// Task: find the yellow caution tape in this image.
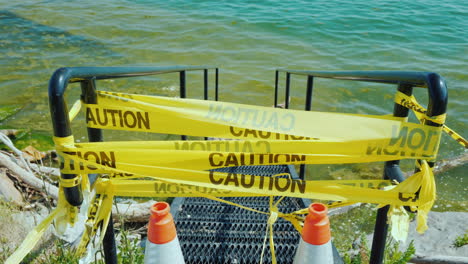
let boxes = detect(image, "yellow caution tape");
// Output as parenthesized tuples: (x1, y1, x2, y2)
(395, 91, 467, 148)
(85, 91, 437, 142)
(10, 89, 466, 263)
(76, 188, 114, 257)
(442, 126, 467, 148)
(394, 91, 446, 125)
(80, 175, 302, 260)
(56, 152, 427, 206)
(390, 160, 435, 233)
(54, 136, 442, 174)
(6, 184, 75, 263)
(107, 178, 391, 198)
(53, 135, 75, 148)
(55, 135, 435, 258)
(59, 153, 435, 258)
(5, 207, 63, 264)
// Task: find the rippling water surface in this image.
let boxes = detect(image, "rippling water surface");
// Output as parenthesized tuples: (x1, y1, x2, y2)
(0, 0, 466, 208)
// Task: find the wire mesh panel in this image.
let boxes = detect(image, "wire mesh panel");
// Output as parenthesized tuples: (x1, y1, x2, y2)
(172, 165, 342, 264)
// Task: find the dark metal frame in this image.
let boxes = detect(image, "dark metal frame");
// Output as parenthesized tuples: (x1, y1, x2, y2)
(274, 69, 448, 264)
(48, 66, 218, 264)
(49, 67, 447, 264)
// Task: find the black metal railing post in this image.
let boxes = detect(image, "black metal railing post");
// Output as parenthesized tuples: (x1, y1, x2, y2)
(370, 83, 412, 264)
(179, 70, 186, 99)
(80, 78, 102, 184)
(299, 75, 314, 180)
(204, 69, 209, 140)
(305, 75, 314, 111)
(204, 69, 208, 100)
(285, 72, 291, 109)
(180, 70, 187, 140)
(215, 68, 219, 101)
(48, 69, 83, 207)
(81, 79, 117, 264)
(274, 70, 279, 107)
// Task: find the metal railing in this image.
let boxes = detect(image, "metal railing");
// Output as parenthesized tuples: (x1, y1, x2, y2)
(274, 69, 448, 264)
(48, 66, 218, 264)
(49, 67, 448, 264)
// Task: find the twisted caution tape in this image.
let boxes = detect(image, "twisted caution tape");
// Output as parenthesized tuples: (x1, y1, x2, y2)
(84, 90, 463, 148)
(57, 150, 436, 225)
(395, 91, 467, 148)
(55, 137, 441, 174)
(84, 91, 439, 142)
(54, 148, 431, 207)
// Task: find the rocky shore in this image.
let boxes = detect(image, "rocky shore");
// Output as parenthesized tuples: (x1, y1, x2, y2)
(408, 211, 467, 255)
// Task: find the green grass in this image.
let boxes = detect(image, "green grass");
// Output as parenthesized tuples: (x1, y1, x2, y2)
(2, 200, 418, 264)
(29, 224, 145, 264)
(329, 203, 416, 264)
(114, 219, 144, 264)
(0, 217, 145, 263)
(36, 240, 80, 264)
(330, 203, 377, 253)
(341, 233, 415, 264)
(0, 201, 20, 263)
(453, 230, 468, 248)
(384, 239, 415, 264)
(0, 237, 15, 264)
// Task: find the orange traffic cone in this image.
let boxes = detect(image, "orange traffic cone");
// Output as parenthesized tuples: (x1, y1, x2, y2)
(293, 203, 334, 264)
(144, 202, 185, 264)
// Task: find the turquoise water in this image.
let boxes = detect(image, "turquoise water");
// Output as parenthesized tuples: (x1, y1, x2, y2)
(0, 1, 466, 207)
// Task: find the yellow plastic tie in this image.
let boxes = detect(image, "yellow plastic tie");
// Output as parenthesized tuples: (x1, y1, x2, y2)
(394, 91, 446, 124)
(68, 100, 82, 122)
(268, 208, 278, 264)
(53, 136, 75, 149)
(59, 174, 82, 188)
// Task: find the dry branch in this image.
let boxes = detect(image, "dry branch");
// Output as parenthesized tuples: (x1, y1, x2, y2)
(0, 168, 24, 204)
(0, 152, 58, 200)
(28, 163, 60, 179)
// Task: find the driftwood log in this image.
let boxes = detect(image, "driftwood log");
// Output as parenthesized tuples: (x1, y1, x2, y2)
(112, 200, 158, 222)
(0, 167, 24, 204)
(0, 152, 59, 200)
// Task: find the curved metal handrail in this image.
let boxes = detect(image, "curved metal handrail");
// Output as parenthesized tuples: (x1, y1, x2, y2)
(49, 65, 218, 205)
(275, 69, 448, 264)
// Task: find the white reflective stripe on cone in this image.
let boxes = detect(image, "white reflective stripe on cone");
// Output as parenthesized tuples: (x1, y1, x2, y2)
(144, 236, 185, 264)
(293, 239, 333, 264)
